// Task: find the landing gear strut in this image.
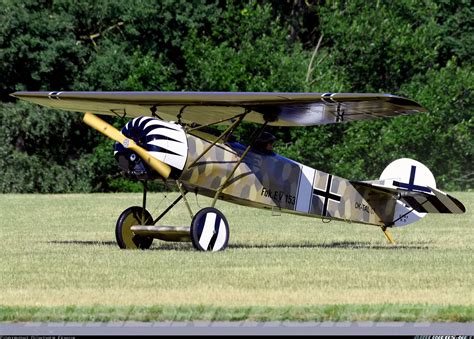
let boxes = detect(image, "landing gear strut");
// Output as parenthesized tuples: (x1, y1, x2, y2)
(115, 180, 230, 251)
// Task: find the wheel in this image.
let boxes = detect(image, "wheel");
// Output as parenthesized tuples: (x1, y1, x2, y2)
(116, 206, 154, 249)
(190, 207, 229, 251)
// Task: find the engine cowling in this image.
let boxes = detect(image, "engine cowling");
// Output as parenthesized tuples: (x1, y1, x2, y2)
(114, 117, 188, 180)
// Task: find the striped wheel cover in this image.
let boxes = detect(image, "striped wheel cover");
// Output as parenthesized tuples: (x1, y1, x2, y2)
(191, 208, 229, 251)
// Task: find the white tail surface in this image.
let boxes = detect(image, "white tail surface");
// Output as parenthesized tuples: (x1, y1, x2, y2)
(380, 158, 435, 227)
(379, 158, 436, 190)
(391, 200, 425, 227)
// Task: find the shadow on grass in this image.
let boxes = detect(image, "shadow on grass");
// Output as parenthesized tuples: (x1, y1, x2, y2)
(48, 240, 117, 246)
(229, 241, 430, 250)
(47, 240, 429, 251)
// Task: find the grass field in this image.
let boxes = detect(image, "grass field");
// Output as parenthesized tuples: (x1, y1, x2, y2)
(0, 192, 472, 322)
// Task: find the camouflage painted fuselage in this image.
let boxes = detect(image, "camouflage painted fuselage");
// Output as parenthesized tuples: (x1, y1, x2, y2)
(179, 134, 397, 226)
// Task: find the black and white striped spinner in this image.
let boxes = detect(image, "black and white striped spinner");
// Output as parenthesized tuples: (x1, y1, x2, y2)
(191, 207, 229, 251)
(114, 116, 188, 170)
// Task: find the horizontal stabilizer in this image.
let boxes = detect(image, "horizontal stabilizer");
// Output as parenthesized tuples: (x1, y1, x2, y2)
(409, 186, 465, 214)
(351, 181, 465, 214)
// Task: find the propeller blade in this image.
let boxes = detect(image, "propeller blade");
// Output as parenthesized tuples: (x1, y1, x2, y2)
(83, 112, 171, 179)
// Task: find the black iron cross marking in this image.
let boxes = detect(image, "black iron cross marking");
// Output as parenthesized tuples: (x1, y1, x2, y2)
(313, 174, 342, 216)
(393, 166, 431, 193)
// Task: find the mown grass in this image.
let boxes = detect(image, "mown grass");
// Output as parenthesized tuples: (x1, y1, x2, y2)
(1, 304, 472, 322)
(0, 192, 472, 321)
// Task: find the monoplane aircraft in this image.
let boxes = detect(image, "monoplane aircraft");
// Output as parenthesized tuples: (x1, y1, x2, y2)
(11, 91, 466, 251)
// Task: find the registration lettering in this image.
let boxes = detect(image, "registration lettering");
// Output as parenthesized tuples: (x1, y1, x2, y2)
(261, 187, 295, 206)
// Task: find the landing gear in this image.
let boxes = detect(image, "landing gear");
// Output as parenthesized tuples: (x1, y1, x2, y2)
(115, 181, 231, 251)
(116, 206, 154, 249)
(191, 207, 229, 252)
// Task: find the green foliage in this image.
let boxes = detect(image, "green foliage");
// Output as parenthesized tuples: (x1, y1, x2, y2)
(316, 0, 443, 92)
(123, 52, 178, 91)
(0, 102, 95, 192)
(399, 61, 473, 190)
(1, 0, 86, 97)
(182, 2, 308, 92)
(0, 0, 472, 192)
(434, 0, 474, 67)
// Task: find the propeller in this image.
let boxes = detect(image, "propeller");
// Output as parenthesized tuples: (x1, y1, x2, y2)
(83, 112, 171, 179)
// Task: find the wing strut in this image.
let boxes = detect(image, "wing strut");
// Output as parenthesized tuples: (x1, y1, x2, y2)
(186, 111, 249, 132)
(186, 112, 248, 169)
(176, 180, 194, 219)
(211, 121, 269, 207)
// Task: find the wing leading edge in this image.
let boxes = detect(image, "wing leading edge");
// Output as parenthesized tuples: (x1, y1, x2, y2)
(11, 91, 427, 127)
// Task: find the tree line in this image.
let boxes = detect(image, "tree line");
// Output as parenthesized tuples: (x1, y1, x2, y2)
(0, 0, 472, 192)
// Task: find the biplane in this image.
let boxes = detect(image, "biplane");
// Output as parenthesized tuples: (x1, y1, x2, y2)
(11, 91, 466, 251)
